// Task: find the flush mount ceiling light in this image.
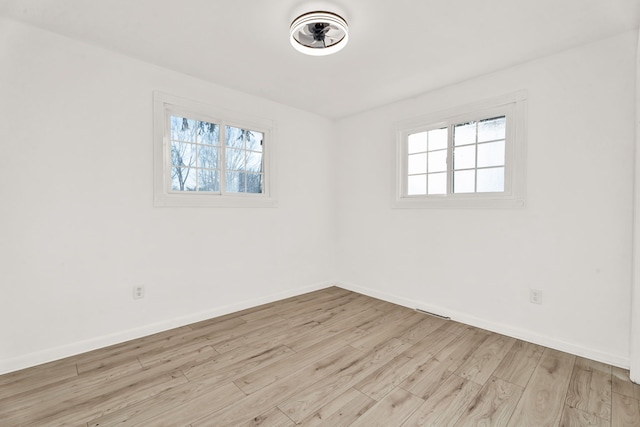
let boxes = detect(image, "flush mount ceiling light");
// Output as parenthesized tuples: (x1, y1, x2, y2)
(290, 11, 348, 56)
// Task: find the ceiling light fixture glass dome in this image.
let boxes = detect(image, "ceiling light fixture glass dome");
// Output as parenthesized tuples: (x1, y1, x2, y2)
(289, 11, 348, 56)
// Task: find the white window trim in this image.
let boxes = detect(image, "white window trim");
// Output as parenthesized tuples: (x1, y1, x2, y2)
(392, 91, 527, 209)
(153, 92, 277, 208)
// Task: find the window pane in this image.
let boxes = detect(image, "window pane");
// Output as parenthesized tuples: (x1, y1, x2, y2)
(171, 141, 196, 167)
(197, 169, 219, 192)
(246, 151, 263, 173)
(197, 145, 218, 169)
(246, 173, 263, 194)
(454, 170, 475, 193)
(408, 153, 427, 175)
(407, 174, 427, 195)
(428, 172, 447, 195)
(246, 131, 263, 152)
(226, 148, 245, 171)
(225, 171, 245, 193)
(198, 121, 218, 145)
(225, 126, 245, 148)
(477, 116, 506, 142)
(477, 140, 505, 168)
(408, 132, 428, 154)
(428, 150, 447, 173)
(171, 166, 196, 191)
(170, 116, 196, 142)
(454, 145, 476, 170)
(454, 121, 476, 146)
(477, 167, 504, 192)
(428, 128, 448, 150)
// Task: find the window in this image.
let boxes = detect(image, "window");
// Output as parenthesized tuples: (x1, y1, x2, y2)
(154, 92, 276, 207)
(169, 118, 264, 194)
(394, 92, 526, 208)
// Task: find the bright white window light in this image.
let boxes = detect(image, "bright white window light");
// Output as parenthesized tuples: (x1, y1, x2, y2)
(290, 11, 348, 56)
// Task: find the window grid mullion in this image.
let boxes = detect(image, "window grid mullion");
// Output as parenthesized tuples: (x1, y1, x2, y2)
(474, 122, 479, 192)
(194, 143, 199, 192)
(220, 122, 227, 195)
(194, 123, 199, 192)
(243, 132, 248, 193)
(447, 124, 453, 195)
(244, 149, 248, 193)
(425, 130, 430, 193)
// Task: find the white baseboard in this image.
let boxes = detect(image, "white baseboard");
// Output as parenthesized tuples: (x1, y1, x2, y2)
(336, 281, 630, 369)
(3, 280, 629, 375)
(0, 281, 334, 375)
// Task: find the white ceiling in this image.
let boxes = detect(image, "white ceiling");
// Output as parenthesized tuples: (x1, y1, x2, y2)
(1, 0, 639, 119)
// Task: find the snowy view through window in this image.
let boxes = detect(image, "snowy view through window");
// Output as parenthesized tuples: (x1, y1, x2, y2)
(407, 116, 506, 196)
(170, 115, 264, 194)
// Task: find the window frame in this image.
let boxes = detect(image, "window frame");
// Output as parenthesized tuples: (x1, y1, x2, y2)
(393, 91, 527, 209)
(153, 92, 276, 208)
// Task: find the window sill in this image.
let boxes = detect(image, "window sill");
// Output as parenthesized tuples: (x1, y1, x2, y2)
(392, 194, 525, 209)
(154, 193, 278, 208)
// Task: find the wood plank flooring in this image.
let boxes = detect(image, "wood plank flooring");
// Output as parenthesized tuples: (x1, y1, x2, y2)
(1, 287, 639, 426)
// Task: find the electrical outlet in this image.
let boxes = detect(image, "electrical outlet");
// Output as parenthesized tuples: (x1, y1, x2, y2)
(530, 289, 542, 305)
(133, 285, 145, 299)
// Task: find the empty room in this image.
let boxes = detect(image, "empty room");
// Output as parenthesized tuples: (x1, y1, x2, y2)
(1, 0, 640, 425)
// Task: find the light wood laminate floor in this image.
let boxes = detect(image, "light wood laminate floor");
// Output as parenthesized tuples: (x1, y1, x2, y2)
(2, 287, 640, 426)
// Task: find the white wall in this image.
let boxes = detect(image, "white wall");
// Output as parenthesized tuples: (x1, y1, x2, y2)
(0, 18, 336, 374)
(335, 31, 637, 367)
